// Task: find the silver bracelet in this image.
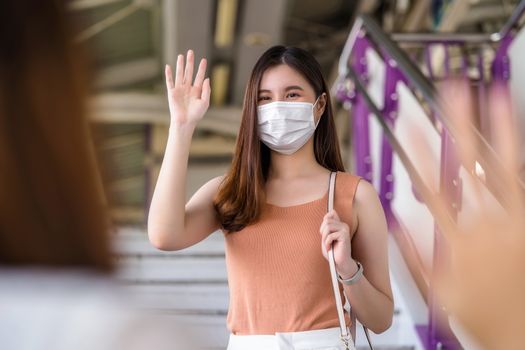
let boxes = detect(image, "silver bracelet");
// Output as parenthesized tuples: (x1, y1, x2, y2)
(337, 261, 363, 285)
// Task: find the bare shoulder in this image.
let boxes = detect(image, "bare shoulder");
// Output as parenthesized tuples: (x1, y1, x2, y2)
(354, 179, 385, 222)
(187, 175, 225, 205)
(205, 175, 224, 190)
(352, 179, 387, 238)
(355, 179, 380, 204)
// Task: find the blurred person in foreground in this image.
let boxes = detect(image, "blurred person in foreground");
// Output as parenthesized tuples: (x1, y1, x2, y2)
(0, 1, 196, 349)
(414, 82, 525, 350)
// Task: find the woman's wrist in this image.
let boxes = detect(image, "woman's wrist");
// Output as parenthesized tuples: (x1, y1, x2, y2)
(337, 258, 359, 280)
(169, 120, 197, 136)
(338, 260, 364, 285)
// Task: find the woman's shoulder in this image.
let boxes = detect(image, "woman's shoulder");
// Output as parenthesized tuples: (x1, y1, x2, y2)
(205, 175, 225, 189)
(196, 175, 225, 198)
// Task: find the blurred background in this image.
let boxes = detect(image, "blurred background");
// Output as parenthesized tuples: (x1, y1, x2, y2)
(76, 0, 520, 225)
(71, 0, 524, 348)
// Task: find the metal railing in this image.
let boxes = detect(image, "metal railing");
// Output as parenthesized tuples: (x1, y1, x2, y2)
(338, 15, 523, 211)
(334, 2, 525, 348)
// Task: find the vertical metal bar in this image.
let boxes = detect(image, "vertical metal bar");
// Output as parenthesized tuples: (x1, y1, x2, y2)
(477, 47, 491, 142)
(460, 44, 469, 76)
(423, 44, 439, 125)
(488, 34, 514, 187)
(491, 34, 513, 83)
(351, 35, 373, 183)
(379, 59, 400, 215)
(352, 94, 372, 181)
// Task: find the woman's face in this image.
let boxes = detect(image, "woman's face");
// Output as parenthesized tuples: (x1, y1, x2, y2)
(257, 64, 325, 119)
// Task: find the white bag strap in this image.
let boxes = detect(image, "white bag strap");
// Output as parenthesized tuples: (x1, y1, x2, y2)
(327, 172, 374, 350)
(327, 172, 349, 343)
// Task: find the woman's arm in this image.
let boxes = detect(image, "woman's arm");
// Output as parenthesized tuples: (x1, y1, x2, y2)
(344, 180, 393, 332)
(147, 50, 219, 251)
(320, 180, 393, 333)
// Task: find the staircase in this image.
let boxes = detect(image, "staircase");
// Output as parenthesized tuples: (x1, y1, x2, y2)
(114, 227, 422, 349)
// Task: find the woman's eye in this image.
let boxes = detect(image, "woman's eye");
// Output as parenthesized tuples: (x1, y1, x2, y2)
(258, 96, 270, 101)
(286, 92, 300, 98)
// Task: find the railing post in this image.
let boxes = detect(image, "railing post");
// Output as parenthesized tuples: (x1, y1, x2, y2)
(477, 47, 491, 142)
(351, 34, 373, 183)
(379, 58, 402, 217)
(492, 34, 514, 83)
(489, 33, 514, 164)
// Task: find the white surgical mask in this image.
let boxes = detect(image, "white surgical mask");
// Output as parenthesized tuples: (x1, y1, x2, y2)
(257, 97, 320, 155)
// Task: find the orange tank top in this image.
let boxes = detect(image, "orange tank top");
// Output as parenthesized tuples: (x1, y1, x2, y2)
(223, 171, 361, 335)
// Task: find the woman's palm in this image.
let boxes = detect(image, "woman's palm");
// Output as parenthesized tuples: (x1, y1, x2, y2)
(165, 50, 210, 126)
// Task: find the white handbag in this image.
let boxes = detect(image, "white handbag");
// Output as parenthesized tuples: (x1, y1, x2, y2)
(327, 172, 374, 350)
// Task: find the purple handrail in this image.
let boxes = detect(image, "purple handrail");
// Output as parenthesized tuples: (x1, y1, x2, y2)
(334, 5, 524, 348)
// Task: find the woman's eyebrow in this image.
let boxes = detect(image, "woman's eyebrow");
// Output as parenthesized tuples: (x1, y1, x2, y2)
(285, 85, 304, 91)
(258, 86, 304, 94)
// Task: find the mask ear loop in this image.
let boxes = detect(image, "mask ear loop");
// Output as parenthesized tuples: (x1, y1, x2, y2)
(312, 94, 324, 127)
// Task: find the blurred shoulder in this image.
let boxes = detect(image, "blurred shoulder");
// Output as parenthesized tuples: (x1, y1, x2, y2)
(199, 175, 225, 194)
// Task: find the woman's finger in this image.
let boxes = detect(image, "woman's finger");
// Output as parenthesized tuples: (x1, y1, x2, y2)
(324, 229, 343, 245)
(324, 231, 343, 252)
(330, 209, 341, 221)
(329, 219, 347, 231)
(322, 211, 341, 224)
(323, 211, 335, 221)
(409, 121, 458, 241)
(201, 78, 211, 103)
(322, 229, 337, 252)
(193, 58, 207, 87)
(320, 220, 347, 245)
(323, 233, 333, 252)
(165, 64, 174, 90)
(441, 81, 486, 214)
(488, 86, 525, 220)
(326, 218, 344, 228)
(319, 224, 330, 242)
(319, 217, 331, 236)
(175, 54, 184, 86)
(319, 221, 326, 237)
(320, 221, 339, 238)
(184, 50, 194, 86)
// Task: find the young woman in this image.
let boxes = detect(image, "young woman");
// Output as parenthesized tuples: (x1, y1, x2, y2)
(148, 46, 393, 349)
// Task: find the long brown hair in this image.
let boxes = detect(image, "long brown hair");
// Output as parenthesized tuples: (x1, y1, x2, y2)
(214, 46, 345, 232)
(0, 1, 113, 271)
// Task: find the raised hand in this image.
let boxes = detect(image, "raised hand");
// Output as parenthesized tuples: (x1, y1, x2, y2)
(415, 82, 525, 350)
(165, 50, 211, 127)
